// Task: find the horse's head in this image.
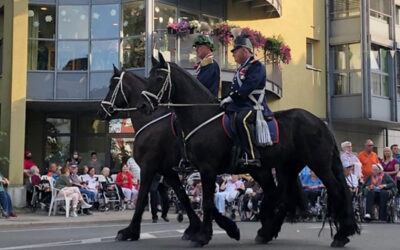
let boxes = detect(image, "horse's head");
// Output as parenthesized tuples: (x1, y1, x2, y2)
(97, 65, 132, 121)
(138, 53, 172, 114)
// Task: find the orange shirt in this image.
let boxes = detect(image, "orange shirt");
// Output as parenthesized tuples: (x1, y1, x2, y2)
(357, 151, 379, 179)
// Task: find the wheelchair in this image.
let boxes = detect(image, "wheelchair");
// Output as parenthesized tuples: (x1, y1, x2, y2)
(237, 188, 263, 221)
(185, 172, 203, 217)
(360, 188, 398, 223)
(225, 189, 245, 220)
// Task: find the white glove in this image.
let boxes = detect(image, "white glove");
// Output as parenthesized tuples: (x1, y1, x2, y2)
(220, 97, 233, 107)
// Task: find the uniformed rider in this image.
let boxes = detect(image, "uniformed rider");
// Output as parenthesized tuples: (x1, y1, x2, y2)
(192, 34, 222, 98)
(220, 34, 273, 167)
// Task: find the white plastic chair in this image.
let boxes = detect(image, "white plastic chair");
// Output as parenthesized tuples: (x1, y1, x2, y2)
(48, 179, 73, 218)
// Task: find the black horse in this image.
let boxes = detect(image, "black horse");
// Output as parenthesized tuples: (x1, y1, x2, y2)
(138, 54, 360, 248)
(97, 66, 240, 242)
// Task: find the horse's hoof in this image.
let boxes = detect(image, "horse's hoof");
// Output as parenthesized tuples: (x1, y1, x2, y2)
(255, 234, 271, 244)
(190, 241, 205, 248)
(330, 238, 350, 248)
(227, 227, 240, 241)
(181, 232, 191, 241)
(115, 233, 126, 241)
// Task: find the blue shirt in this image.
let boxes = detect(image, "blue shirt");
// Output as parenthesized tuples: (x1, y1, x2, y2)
(302, 175, 323, 192)
(300, 166, 311, 184)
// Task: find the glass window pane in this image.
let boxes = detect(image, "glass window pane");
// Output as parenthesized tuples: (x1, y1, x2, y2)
(58, 5, 89, 39)
(371, 73, 381, 95)
(380, 49, 388, 73)
(109, 119, 135, 133)
(180, 34, 197, 68)
(154, 33, 177, 63)
(28, 40, 55, 70)
(56, 73, 87, 99)
(91, 40, 119, 71)
(349, 43, 361, 69)
(76, 135, 106, 169)
(58, 41, 88, 71)
(90, 72, 113, 99)
(45, 135, 70, 165)
(91, 4, 119, 39)
(349, 71, 362, 94)
(154, 2, 176, 32)
(121, 37, 145, 68)
(370, 48, 380, 70)
(179, 10, 199, 21)
(46, 118, 71, 134)
(27, 72, 54, 99)
(110, 137, 134, 172)
(382, 75, 389, 97)
(28, 5, 56, 39)
(334, 73, 347, 95)
(121, 1, 145, 37)
(306, 41, 313, 66)
(78, 116, 107, 134)
(334, 45, 346, 70)
(202, 15, 222, 27)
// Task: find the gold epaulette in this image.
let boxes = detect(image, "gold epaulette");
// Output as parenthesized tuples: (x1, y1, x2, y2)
(200, 57, 213, 67)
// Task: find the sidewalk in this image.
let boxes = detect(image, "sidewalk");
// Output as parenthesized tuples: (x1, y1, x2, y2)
(0, 209, 156, 228)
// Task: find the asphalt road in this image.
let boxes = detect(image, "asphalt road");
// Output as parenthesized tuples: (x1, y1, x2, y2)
(1, 221, 400, 250)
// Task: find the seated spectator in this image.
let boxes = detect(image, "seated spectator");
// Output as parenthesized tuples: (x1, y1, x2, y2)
(82, 167, 100, 201)
(46, 163, 58, 179)
(55, 166, 92, 217)
(380, 147, 399, 182)
(116, 164, 138, 206)
(189, 181, 202, 203)
(343, 162, 358, 194)
(363, 163, 397, 221)
(300, 166, 311, 184)
(81, 165, 89, 176)
(69, 164, 95, 206)
(214, 174, 245, 215)
(302, 171, 324, 207)
(101, 167, 125, 202)
(341, 141, 363, 182)
(54, 166, 62, 181)
(30, 166, 41, 186)
(241, 175, 263, 221)
(0, 171, 17, 218)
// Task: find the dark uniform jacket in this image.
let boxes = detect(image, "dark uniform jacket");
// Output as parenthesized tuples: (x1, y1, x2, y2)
(226, 56, 273, 116)
(195, 56, 221, 97)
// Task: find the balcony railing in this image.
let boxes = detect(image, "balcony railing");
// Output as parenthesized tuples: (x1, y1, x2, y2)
(155, 33, 283, 98)
(232, 0, 282, 18)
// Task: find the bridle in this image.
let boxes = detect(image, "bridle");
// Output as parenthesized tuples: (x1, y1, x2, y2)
(100, 71, 138, 117)
(141, 63, 220, 112)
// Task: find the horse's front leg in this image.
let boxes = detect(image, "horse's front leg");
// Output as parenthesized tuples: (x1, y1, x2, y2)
(163, 170, 202, 240)
(116, 165, 156, 241)
(190, 170, 216, 247)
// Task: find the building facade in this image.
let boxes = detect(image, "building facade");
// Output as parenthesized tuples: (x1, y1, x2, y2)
(1, 0, 329, 205)
(328, 0, 400, 154)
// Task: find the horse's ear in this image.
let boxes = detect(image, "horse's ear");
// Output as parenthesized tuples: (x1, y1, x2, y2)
(158, 52, 166, 68)
(113, 64, 119, 75)
(151, 56, 159, 67)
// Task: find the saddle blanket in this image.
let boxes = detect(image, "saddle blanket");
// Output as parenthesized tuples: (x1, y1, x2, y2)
(222, 113, 279, 144)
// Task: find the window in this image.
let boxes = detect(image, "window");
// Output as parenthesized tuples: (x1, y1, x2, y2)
(370, 0, 391, 26)
(306, 39, 314, 67)
(91, 4, 119, 39)
(121, 1, 145, 68)
(58, 6, 89, 39)
(91, 40, 118, 71)
(396, 5, 400, 25)
(45, 118, 71, 165)
(370, 45, 390, 97)
(28, 5, 55, 71)
(332, 43, 362, 95)
(57, 41, 88, 71)
(154, 2, 177, 62)
(329, 0, 360, 19)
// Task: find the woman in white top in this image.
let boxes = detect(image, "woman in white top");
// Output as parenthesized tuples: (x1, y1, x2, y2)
(82, 167, 99, 201)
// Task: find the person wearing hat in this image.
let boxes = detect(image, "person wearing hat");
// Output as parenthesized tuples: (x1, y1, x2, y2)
(192, 33, 221, 97)
(220, 33, 273, 167)
(362, 163, 397, 220)
(69, 163, 95, 210)
(343, 161, 358, 194)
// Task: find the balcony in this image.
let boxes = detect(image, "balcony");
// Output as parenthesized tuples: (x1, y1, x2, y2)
(156, 33, 283, 98)
(229, 0, 282, 19)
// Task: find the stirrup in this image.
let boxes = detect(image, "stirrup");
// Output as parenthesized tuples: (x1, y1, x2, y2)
(238, 153, 261, 167)
(172, 159, 196, 173)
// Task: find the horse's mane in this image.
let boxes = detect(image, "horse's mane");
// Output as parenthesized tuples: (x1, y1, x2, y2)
(168, 62, 219, 103)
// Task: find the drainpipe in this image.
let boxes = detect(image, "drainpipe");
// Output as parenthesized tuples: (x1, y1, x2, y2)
(325, 0, 332, 129)
(145, 0, 154, 77)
